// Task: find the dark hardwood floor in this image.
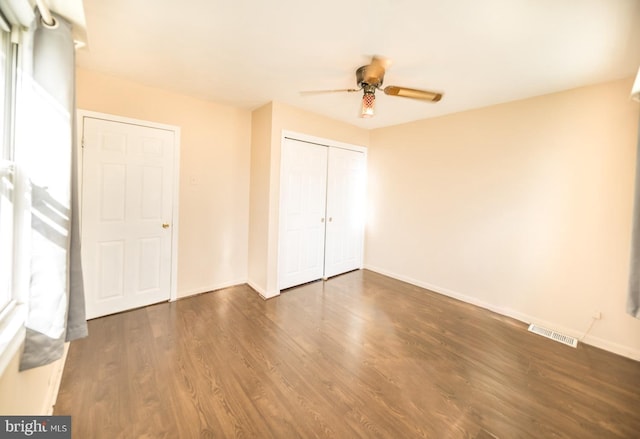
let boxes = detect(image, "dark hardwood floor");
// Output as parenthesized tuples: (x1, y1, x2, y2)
(55, 270, 640, 438)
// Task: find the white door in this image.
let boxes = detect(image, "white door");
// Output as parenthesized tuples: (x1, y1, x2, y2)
(81, 117, 176, 319)
(278, 138, 328, 290)
(324, 147, 366, 278)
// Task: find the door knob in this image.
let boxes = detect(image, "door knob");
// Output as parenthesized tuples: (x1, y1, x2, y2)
(162, 223, 170, 229)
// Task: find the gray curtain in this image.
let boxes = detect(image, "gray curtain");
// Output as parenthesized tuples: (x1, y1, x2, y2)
(628, 114, 640, 319)
(19, 12, 87, 371)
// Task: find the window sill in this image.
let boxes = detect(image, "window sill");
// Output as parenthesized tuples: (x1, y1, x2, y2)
(0, 302, 26, 377)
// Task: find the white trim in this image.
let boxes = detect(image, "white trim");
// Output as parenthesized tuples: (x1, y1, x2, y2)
(281, 130, 367, 154)
(0, 18, 26, 377)
(177, 279, 248, 300)
(247, 281, 279, 300)
(364, 265, 640, 361)
(76, 109, 181, 305)
(0, 305, 25, 377)
(167, 127, 181, 302)
(0, 0, 35, 28)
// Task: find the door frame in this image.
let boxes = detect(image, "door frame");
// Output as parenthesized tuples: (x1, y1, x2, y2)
(76, 109, 181, 302)
(277, 130, 366, 293)
(281, 131, 367, 155)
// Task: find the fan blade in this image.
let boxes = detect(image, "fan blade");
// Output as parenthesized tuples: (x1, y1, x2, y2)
(300, 88, 360, 95)
(363, 56, 391, 85)
(383, 85, 443, 102)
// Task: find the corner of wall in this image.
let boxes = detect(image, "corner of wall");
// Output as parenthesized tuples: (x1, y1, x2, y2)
(247, 103, 274, 295)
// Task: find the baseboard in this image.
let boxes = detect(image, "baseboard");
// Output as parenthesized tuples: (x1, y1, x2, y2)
(583, 335, 640, 361)
(528, 317, 640, 361)
(177, 279, 281, 301)
(246, 281, 280, 300)
(177, 279, 247, 300)
(43, 343, 69, 415)
(364, 265, 640, 361)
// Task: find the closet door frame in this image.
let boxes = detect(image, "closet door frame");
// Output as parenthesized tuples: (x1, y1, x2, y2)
(277, 130, 367, 292)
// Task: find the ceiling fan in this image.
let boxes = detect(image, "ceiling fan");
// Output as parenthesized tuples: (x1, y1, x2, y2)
(301, 56, 443, 118)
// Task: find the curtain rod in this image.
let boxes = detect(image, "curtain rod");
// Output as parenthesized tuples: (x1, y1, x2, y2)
(34, 0, 55, 26)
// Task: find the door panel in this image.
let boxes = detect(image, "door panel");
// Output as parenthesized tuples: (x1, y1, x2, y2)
(97, 241, 124, 300)
(138, 237, 161, 291)
(279, 138, 328, 290)
(324, 147, 366, 278)
(82, 117, 175, 319)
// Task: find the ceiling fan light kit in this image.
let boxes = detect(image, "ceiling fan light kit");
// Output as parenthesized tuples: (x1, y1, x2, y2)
(302, 56, 443, 118)
(360, 90, 376, 118)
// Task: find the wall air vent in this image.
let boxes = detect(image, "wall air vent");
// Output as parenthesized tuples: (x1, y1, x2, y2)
(527, 324, 578, 348)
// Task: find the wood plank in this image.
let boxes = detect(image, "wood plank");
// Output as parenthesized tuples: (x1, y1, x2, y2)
(55, 270, 640, 438)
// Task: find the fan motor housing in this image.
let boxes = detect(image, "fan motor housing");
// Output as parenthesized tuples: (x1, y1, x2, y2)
(356, 65, 384, 88)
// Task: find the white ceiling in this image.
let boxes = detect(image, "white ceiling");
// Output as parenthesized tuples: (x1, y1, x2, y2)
(74, 0, 640, 129)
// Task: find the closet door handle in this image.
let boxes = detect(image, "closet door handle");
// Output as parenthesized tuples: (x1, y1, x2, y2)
(328, 217, 333, 222)
(321, 218, 325, 223)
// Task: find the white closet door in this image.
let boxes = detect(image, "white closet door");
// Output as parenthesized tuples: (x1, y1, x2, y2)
(324, 147, 366, 278)
(278, 138, 328, 290)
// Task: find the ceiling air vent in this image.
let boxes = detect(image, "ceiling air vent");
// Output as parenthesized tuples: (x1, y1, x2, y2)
(527, 324, 578, 348)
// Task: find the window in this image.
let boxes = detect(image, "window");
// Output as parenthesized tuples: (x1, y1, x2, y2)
(0, 9, 23, 375)
(0, 13, 16, 315)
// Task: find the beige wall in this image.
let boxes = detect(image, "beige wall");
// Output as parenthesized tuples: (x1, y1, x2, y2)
(76, 68, 251, 297)
(247, 101, 369, 296)
(0, 343, 67, 414)
(366, 77, 640, 358)
(248, 103, 273, 294)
